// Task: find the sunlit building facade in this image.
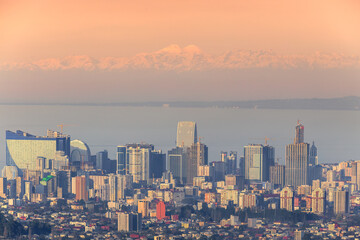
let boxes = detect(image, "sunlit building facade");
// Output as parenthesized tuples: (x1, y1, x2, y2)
(6, 130, 70, 171)
(176, 121, 197, 147)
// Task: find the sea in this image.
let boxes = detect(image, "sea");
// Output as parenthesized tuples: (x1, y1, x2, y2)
(0, 104, 359, 170)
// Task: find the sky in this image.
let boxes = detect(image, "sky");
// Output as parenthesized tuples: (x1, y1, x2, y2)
(0, 0, 359, 102)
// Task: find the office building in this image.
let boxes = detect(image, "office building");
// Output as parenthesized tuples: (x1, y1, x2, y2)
(312, 188, 326, 214)
(138, 200, 149, 218)
(24, 181, 32, 201)
(116, 146, 126, 174)
(157, 201, 166, 220)
(244, 144, 274, 182)
(334, 189, 350, 215)
(6, 130, 70, 171)
(280, 186, 294, 211)
(211, 161, 226, 182)
(295, 121, 304, 144)
(176, 121, 197, 148)
(221, 151, 238, 175)
(117, 144, 165, 183)
(118, 212, 142, 232)
(198, 165, 214, 179)
(109, 174, 118, 202)
(96, 150, 108, 171)
(309, 141, 318, 165)
(117, 174, 132, 200)
(168, 147, 187, 184)
(75, 176, 88, 201)
(15, 176, 24, 198)
(149, 150, 166, 179)
(0, 177, 7, 198)
(270, 164, 285, 188)
(285, 123, 310, 188)
(186, 142, 208, 185)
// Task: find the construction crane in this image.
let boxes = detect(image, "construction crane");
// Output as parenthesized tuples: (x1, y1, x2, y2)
(248, 137, 275, 145)
(57, 124, 76, 134)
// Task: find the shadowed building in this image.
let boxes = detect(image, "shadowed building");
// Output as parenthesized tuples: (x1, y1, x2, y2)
(244, 144, 274, 182)
(187, 142, 208, 185)
(285, 122, 310, 188)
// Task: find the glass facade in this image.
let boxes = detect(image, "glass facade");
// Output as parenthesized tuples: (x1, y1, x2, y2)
(6, 130, 70, 171)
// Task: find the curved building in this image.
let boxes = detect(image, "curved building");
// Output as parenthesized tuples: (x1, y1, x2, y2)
(70, 139, 91, 163)
(6, 130, 70, 171)
(1, 166, 19, 179)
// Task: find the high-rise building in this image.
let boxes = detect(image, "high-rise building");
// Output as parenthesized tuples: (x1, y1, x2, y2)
(244, 144, 274, 182)
(96, 150, 108, 171)
(118, 212, 142, 232)
(138, 200, 149, 218)
(149, 150, 166, 179)
(294, 121, 304, 144)
(280, 186, 294, 211)
(309, 141, 318, 165)
(270, 164, 285, 188)
(176, 121, 197, 148)
(6, 130, 70, 171)
(75, 176, 88, 201)
(109, 174, 118, 202)
(334, 189, 350, 215)
(117, 174, 132, 200)
(227, 151, 238, 174)
(24, 181, 32, 201)
(285, 123, 310, 188)
(211, 161, 226, 182)
(168, 147, 187, 184)
(117, 144, 165, 183)
(156, 201, 166, 220)
(15, 176, 24, 198)
(116, 146, 126, 174)
(221, 151, 238, 175)
(312, 188, 326, 214)
(186, 142, 208, 185)
(0, 177, 7, 198)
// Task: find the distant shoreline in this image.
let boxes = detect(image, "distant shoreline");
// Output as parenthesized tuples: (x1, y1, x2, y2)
(0, 96, 359, 111)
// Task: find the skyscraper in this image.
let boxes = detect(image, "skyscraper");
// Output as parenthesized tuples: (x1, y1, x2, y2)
(186, 142, 208, 185)
(168, 147, 187, 184)
(6, 130, 70, 171)
(149, 150, 166, 179)
(244, 144, 274, 182)
(156, 200, 166, 220)
(309, 141, 318, 165)
(285, 123, 310, 188)
(75, 176, 88, 201)
(117, 144, 165, 183)
(270, 164, 285, 188)
(295, 121, 304, 144)
(116, 146, 126, 175)
(176, 121, 197, 148)
(334, 189, 350, 215)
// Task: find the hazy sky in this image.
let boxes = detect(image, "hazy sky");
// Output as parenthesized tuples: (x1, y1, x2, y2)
(1, 0, 359, 102)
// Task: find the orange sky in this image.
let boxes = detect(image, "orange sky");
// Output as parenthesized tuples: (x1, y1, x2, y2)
(0, 0, 359, 102)
(1, 0, 360, 61)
